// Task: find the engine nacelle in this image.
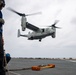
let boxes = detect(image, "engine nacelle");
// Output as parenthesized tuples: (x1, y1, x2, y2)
(21, 16, 26, 31)
(52, 32, 56, 38)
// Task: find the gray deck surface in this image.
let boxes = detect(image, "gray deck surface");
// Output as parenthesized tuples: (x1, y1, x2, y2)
(6, 58, 76, 75)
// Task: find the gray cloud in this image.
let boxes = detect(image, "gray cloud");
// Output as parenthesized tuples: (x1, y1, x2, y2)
(2, 0, 76, 58)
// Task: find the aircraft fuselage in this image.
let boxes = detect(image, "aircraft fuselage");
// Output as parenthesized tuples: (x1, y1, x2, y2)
(28, 27, 56, 40)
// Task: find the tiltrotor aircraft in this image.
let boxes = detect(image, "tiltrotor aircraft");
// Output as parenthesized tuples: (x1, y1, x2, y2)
(8, 8, 60, 42)
(18, 20, 60, 42)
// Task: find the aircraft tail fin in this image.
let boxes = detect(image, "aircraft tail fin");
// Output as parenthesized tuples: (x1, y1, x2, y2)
(18, 29, 21, 37)
(18, 29, 28, 37)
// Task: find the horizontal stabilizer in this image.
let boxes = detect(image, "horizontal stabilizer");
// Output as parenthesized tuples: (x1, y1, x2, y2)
(18, 29, 28, 37)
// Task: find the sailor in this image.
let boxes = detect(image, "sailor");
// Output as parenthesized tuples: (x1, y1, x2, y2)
(0, 0, 5, 75)
(2, 35, 11, 70)
(4, 53, 11, 67)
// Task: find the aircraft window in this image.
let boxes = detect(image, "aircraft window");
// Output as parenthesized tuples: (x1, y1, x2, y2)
(42, 29, 45, 32)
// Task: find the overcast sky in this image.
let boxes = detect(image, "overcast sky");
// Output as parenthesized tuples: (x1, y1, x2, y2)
(2, 0, 76, 58)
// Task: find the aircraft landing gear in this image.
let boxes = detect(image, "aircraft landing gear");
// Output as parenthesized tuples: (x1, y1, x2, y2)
(39, 39, 41, 42)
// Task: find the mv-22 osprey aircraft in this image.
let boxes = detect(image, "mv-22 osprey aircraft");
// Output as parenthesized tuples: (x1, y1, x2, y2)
(8, 8, 60, 42)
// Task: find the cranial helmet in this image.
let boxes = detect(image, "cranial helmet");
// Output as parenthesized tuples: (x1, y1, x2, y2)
(0, 0, 5, 7)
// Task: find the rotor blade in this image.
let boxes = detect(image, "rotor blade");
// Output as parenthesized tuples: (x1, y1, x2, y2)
(26, 12, 42, 16)
(7, 7, 25, 16)
(55, 26, 61, 29)
(48, 20, 59, 26)
(48, 26, 61, 29)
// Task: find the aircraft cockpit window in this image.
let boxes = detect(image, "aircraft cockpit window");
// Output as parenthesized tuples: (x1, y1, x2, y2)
(42, 29, 45, 32)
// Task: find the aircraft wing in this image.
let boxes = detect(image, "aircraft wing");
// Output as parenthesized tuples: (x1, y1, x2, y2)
(26, 22, 40, 32)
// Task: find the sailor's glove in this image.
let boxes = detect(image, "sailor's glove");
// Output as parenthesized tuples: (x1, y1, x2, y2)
(0, 18, 5, 24)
